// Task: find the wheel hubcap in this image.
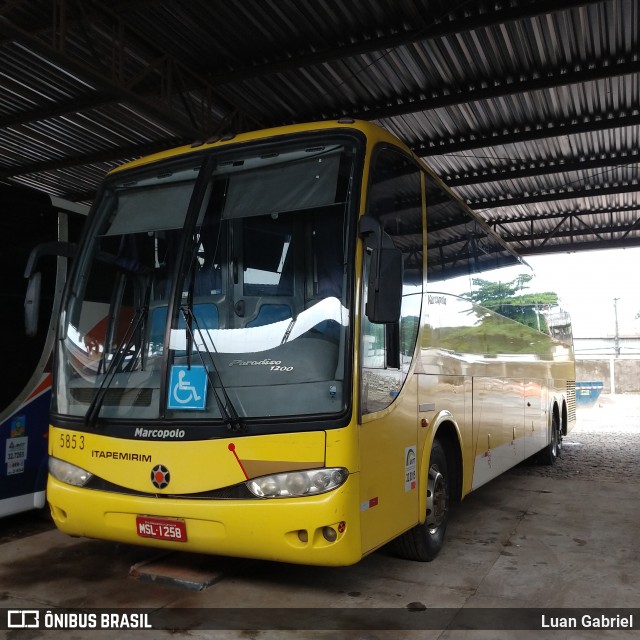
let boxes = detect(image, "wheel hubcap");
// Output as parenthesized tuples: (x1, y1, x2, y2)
(426, 465, 447, 533)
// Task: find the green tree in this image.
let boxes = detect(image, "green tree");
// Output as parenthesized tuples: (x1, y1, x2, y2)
(465, 274, 559, 332)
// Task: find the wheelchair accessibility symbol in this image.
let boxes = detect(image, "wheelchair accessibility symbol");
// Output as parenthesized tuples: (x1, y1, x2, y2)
(167, 365, 207, 410)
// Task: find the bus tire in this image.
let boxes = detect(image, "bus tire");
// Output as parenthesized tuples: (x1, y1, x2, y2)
(538, 411, 560, 465)
(392, 438, 450, 562)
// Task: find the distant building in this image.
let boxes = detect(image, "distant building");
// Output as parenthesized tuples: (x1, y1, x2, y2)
(574, 336, 640, 394)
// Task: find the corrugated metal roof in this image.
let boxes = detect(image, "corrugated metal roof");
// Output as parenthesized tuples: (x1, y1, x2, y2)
(0, 0, 638, 254)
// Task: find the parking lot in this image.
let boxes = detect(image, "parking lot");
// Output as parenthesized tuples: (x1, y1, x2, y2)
(2, 395, 639, 639)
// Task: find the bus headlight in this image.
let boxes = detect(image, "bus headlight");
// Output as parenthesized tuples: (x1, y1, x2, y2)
(247, 467, 348, 498)
(49, 457, 93, 487)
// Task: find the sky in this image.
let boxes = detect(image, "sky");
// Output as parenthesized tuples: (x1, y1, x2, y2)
(525, 247, 640, 339)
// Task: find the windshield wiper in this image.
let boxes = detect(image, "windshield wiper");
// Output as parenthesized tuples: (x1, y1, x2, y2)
(85, 305, 148, 426)
(180, 306, 245, 432)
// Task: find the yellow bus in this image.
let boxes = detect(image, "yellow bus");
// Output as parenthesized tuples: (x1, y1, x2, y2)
(44, 119, 575, 565)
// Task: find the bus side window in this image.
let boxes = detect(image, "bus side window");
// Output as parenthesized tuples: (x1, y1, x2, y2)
(361, 148, 423, 415)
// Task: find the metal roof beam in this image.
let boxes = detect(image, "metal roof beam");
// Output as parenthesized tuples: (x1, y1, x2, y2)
(443, 151, 640, 187)
(60, 188, 96, 203)
(207, 0, 597, 85)
(516, 237, 640, 256)
(0, 137, 187, 180)
(468, 182, 640, 209)
(0, 92, 116, 128)
(486, 203, 640, 226)
(500, 220, 640, 244)
(347, 57, 640, 123)
(492, 207, 640, 254)
(0, 14, 201, 138)
(0, 4, 258, 138)
(417, 112, 640, 156)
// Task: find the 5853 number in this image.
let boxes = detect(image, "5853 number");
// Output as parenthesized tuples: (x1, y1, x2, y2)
(59, 433, 85, 450)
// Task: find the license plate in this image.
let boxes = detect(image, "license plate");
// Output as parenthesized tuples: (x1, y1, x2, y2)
(136, 516, 187, 542)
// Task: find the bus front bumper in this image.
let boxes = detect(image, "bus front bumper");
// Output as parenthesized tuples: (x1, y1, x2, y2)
(47, 474, 363, 566)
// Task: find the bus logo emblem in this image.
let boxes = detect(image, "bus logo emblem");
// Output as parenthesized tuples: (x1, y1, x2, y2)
(151, 464, 171, 489)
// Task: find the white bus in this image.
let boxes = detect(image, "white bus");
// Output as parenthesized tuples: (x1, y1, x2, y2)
(0, 185, 86, 517)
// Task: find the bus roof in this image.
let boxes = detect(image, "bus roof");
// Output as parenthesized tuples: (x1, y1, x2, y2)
(108, 119, 407, 175)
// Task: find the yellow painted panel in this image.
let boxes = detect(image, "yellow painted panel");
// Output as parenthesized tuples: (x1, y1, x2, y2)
(48, 473, 363, 566)
(50, 427, 326, 494)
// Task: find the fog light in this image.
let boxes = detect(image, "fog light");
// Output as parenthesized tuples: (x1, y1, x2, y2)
(322, 526, 337, 542)
(297, 530, 308, 543)
(51, 506, 67, 522)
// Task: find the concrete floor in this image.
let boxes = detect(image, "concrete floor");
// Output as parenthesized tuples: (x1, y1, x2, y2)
(1, 396, 638, 639)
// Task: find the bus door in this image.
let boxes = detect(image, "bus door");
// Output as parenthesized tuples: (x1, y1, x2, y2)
(358, 148, 424, 553)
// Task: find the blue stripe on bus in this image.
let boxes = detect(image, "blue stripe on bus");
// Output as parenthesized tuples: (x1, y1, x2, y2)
(0, 390, 50, 501)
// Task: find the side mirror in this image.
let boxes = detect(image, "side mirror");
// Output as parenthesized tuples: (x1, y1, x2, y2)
(359, 216, 403, 324)
(23, 241, 76, 337)
(24, 271, 42, 337)
(23, 241, 76, 279)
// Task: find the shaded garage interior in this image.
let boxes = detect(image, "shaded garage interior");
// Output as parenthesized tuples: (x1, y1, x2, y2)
(0, 2, 638, 635)
(0, 0, 639, 261)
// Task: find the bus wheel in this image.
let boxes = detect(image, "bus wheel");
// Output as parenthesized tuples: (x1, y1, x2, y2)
(539, 412, 560, 465)
(391, 439, 450, 562)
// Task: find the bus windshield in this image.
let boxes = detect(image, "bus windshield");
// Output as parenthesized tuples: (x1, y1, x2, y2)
(55, 135, 359, 427)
